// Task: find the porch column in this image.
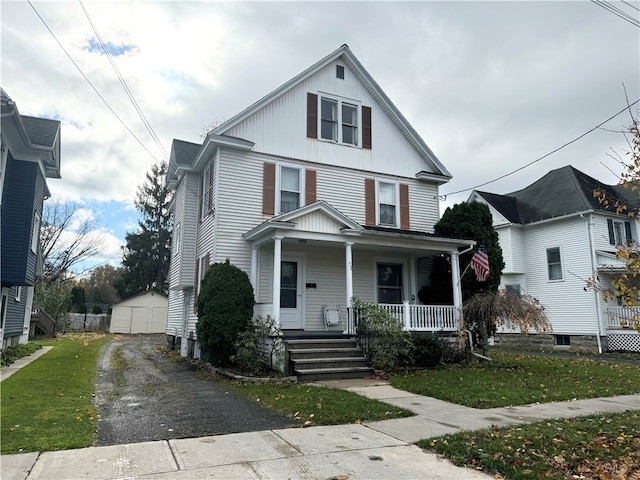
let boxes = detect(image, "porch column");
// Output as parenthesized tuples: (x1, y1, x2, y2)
(345, 242, 354, 334)
(451, 251, 462, 312)
(272, 236, 283, 326)
(250, 245, 258, 296)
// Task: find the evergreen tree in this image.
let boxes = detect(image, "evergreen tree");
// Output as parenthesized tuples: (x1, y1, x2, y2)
(434, 201, 504, 300)
(118, 162, 172, 297)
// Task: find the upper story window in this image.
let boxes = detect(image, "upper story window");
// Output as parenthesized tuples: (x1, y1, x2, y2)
(364, 178, 410, 229)
(546, 247, 563, 281)
(262, 162, 317, 216)
(608, 218, 631, 246)
(279, 166, 302, 213)
(377, 181, 398, 226)
(320, 97, 358, 146)
(307, 93, 371, 149)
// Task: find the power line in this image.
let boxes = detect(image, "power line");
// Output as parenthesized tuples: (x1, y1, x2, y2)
(591, 0, 640, 27)
(79, 0, 168, 161)
(443, 98, 640, 197)
(27, 1, 161, 163)
(621, 0, 640, 12)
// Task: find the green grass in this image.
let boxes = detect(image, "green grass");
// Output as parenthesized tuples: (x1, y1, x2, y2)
(225, 382, 414, 426)
(389, 352, 640, 408)
(418, 412, 640, 480)
(1, 333, 113, 454)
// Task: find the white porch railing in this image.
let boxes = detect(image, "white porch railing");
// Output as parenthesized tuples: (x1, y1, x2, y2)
(349, 302, 459, 333)
(603, 306, 640, 329)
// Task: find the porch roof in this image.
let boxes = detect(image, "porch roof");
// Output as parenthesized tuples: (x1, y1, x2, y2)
(243, 200, 475, 252)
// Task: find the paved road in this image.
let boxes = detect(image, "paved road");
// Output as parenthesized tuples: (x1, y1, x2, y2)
(95, 334, 297, 446)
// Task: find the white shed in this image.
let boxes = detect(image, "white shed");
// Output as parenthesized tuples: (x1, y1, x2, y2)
(110, 291, 168, 334)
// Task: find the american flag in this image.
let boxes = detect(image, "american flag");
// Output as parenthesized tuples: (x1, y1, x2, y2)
(470, 243, 490, 282)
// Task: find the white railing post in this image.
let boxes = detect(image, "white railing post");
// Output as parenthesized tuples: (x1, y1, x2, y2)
(403, 301, 411, 330)
(345, 242, 354, 334)
(272, 236, 282, 328)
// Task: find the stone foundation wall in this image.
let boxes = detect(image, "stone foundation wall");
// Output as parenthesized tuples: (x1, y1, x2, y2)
(492, 333, 606, 353)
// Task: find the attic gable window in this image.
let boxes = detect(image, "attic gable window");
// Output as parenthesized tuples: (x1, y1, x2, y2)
(308, 93, 371, 148)
(336, 65, 345, 79)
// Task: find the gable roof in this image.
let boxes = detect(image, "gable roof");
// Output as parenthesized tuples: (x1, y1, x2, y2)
(206, 45, 450, 180)
(473, 165, 636, 224)
(21, 116, 60, 148)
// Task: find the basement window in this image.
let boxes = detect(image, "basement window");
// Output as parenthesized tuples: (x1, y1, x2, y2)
(555, 335, 570, 347)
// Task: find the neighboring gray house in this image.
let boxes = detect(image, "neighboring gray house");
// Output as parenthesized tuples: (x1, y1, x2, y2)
(165, 45, 475, 362)
(470, 165, 640, 353)
(1, 88, 61, 348)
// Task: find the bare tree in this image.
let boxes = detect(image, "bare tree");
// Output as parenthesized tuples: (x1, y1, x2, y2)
(40, 200, 102, 282)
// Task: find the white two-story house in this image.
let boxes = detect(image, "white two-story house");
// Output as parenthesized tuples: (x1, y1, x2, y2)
(166, 45, 475, 361)
(470, 165, 640, 353)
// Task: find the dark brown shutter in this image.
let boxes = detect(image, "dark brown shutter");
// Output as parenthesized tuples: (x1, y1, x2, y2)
(362, 106, 372, 149)
(204, 252, 211, 273)
(399, 183, 410, 230)
(305, 169, 317, 205)
(625, 221, 632, 243)
(365, 178, 376, 226)
(193, 259, 200, 314)
(262, 162, 276, 215)
(307, 93, 318, 138)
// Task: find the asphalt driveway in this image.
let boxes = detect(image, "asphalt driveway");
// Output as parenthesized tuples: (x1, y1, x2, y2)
(94, 334, 297, 446)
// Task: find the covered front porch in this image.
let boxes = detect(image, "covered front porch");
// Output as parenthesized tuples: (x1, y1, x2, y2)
(244, 201, 474, 335)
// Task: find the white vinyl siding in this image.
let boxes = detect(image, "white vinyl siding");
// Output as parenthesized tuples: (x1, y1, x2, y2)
(522, 217, 598, 335)
(223, 60, 441, 179)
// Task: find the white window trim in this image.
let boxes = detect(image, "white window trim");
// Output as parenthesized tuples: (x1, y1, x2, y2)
(199, 255, 208, 288)
(174, 223, 182, 254)
(317, 92, 362, 147)
(201, 164, 211, 220)
(31, 211, 41, 253)
(1, 288, 8, 330)
(546, 246, 563, 282)
(373, 257, 408, 304)
(375, 178, 400, 228)
(15, 286, 22, 302)
(275, 161, 305, 215)
(612, 220, 625, 245)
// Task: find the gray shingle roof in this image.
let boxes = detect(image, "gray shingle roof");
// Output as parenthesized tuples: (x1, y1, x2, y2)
(21, 115, 60, 147)
(477, 165, 636, 224)
(172, 139, 200, 166)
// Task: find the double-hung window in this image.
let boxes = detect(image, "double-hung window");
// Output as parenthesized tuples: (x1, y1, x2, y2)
(546, 247, 563, 281)
(279, 165, 302, 214)
(201, 164, 211, 220)
(377, 180, 398, 226)
(320, 96, 358, 146)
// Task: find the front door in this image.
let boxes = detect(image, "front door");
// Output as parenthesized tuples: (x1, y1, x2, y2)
(279, 256, 304, 329)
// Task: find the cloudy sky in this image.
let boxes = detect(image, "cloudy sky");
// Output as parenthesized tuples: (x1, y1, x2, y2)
(2, 1, 639, 273)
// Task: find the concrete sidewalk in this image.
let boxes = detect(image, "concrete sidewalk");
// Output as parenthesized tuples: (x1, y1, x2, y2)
(2, 353, 639, 479)
(0, 347, 53, 382)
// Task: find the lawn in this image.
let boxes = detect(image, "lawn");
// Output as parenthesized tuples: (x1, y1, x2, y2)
(1, 333, 113, 454)
(419, 412, 640, 480)
(225, 382, 414, 426)
(389, 352, 640, 408)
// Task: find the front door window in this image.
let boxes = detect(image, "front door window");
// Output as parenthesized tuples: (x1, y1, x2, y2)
(280, 261, 298, 308)
(377, 263, 403, 304)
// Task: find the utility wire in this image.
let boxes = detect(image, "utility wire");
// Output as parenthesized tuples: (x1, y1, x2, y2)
(443, 98, 640, 197)
(621, 0, 640, 12)
(591, 0, 640, 27)
(79, 0, 168, 161)
(27, 1, 161, 163)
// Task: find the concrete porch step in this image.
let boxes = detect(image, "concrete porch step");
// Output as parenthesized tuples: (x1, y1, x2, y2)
(295, 366, 375, 382)
(288, 347, 364, 360)
(285, 338, 357, 350)
(291, 357, 370, 370)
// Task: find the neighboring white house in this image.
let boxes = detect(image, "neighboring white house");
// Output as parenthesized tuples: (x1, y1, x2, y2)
(110, 291, 168, 334)
(165, 45, 475, 359)
(470, 165, 640, 353)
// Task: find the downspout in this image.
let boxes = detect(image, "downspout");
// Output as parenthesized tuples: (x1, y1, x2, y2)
(581, 213, 603, 353)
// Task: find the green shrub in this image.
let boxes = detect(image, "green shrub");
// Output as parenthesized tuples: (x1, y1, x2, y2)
(231, 328, 267, 373)
(91, 305, 103, 314)
(1, 342, 42, 366)
(196, 259, 255, 366)
(409, 332, 444, 368)
(353, 298, 413, 371)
